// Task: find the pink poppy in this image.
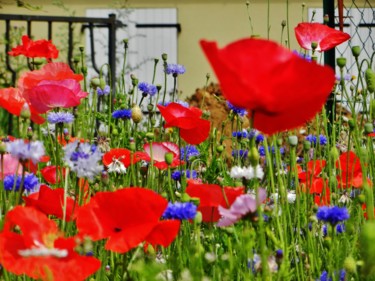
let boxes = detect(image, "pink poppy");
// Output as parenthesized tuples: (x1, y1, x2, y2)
(0, 154, 22, 179)
(18, 62, 87, 113)
(157, 103, 210, 145)
(217, 188, 267, 227)
(200, 38, 335, 135)
(295, 22, 350, 52)
(135, 142, 183, 169)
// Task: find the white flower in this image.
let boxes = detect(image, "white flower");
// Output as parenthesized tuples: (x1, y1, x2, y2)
(230, 166, 245, 179)
(107, 159, 127, 174)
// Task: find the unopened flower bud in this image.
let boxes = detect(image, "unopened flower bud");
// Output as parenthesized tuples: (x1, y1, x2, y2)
(365, 122, 374, 134)
(303, 140, 311, 151)
(79, 45, 85, 52)
(162, 53, 168, 61)
(344, 256, 357, 273)
(146, 132, 154, 141)
(147, 104, 154, 112)
(348, 119, 356, 130)
(329, 146, 339, 161)
(337, 57, 347, 68)
(288, 135, 298, 147)
(248, 146, 260, 166)
(99, 78, 106, 90)
(20, 103, 31, 119)
(131, 105, 143, 123)
(90, 77, 100, 88)
(281, 20, 286, 27)
(194, 211, 202, 224)
(216, 145, 224, 153)
(323, 14, 329, 23)
(123, 38, 129, 48)
(365, 68, 375, 93)
(351, 46, 361, 58)
(360, 221, 375, 275)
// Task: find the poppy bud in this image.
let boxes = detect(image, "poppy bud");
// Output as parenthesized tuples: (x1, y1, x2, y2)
(358, 194, 366, 204)
(344, 256, 357, 274)
(303, 140, 311, 151)
(123, 38, 129, 48)
(336, 57, 347, 68)
(162, 53, 168, 61)
(216, 145, 224, 153)
(365, 68, 375, 93)
(181, 193, 191, 202)
(79, 45, 84, 52)
(20, 103, 31, 119)
(112, 128, 119, 136)
(146, 104, 153, 112)
(288, 135, 298, 146)
(164, 152, 174, 165)
(351, 46, 361, 58)
(131, 105, 143, 123)
(194, 211, 202, 224)
(281, 20, 286, 27)
(371, 100, 375, 119)
(90, 77, 100, 88)
(99, 78, 106, 90)
(151, 118, 156, 126)
(145, 132, 154, 141)
(73, 56, 80, 63)
(248, 146, 260, 166)
(365, 122, 374, 134)
(348, 119, 356, 130)
(359, 147, 368, 163)
(329, 146, 339, 161)
(323, 237, 332, 248)
(323, 14, 329, 23)
(32, 58, 43, 66)
(156, 84, 162, 91)
(81, 66, 87, 75)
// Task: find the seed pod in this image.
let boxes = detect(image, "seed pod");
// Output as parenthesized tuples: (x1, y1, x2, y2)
(365, 68, 375, 93)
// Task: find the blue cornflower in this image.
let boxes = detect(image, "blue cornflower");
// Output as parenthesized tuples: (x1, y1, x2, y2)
(138, 82, 157, 97)
(171, 170, 182, 181)
(232, 131, 248, 138)
(47, 112, 74, 124)
(180, 145, 200, 161)
(270, 146, 285, 155)
(316, 206, 349, 225)
(112, 109, 132, 119)
(259, 146, 266, 157)
(306, 134, 317, 145)
(319, 135, 327, 145)
(256, 134, 264, 143)
(165, 63, 186, 75)
(317, 270, 345, 281)
(226, 101, 247, 117)
(159, 100, 189, 108)
(232, 149, 248, 158)
(163, 202, 197, 220)
(97, 85, 110, 96)
(186, 169, 197, 179)
(63, 141, 103, 180)
(6, 139, 45, 164)
(4, 173, 39, 193)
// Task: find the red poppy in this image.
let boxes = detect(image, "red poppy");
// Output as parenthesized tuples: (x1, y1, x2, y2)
(144, 220, 181, 248)
(135, 142, 183, 169)
(18, 62, 88, 113)
(76, 188, 179, 253)
(295, 23, 350, 52)
(103, 148, 142, 172)
(314, 186, 331, 206)
(41, 165, 66, 184)
(336, 151, 366, 188)
(24, 184, 76, 221)
(298, 159, 326, 187)
(200, 38, 335, 135)
(157, 103, 210, 145)
(0, 87, 45, 124)
(8, 35, 59, 59)
(186, 182, 244, 222)
(0, 206, 100, 281)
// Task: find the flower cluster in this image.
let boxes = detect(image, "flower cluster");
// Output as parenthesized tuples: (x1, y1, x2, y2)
(162, 202, 197, 220)
(165, 63, 186, 75)
(227, 101, 247, 117)
(112, 109, 132, 119)
(316, 206, 349, 225)
(138, 82, 157, 96)
(6, 139, 45, 164)
(3, 173, 39, 193)
(96, 85, 110, 96)
(230, 165, 264, 180)
(47, 111, 74, 124)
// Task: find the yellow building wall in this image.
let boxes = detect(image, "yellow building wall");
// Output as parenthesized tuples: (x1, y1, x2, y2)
(2, 0, 326, 97)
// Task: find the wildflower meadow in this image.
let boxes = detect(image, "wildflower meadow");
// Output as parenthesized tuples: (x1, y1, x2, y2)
(1, 2, 375, 281)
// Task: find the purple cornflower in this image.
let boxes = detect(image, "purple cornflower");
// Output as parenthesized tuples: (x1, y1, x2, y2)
(97, 85, 110, 96)
(171, 170, 197, 181)
(112, 109, 132, 119)
(6, 139, 45, 164)
(171, 170, 182, 181)
(165, 64, 186, 75)
(63, 141, 103, 179)
(232, 149, 248, 158)
(3, 173, 39, 193)
(306, 134, 327, 146)
(138, 82, 157, 97)
(227, 101, 247, 117)
(316, 206, 349, 225)
(47, 112, 74, 124)
(319, 135, 327, 145)
(163, 202, 197, 220)
(180, 145, 200, 161)
(292, 50, 312, 62)
(306, 134, 317, 144)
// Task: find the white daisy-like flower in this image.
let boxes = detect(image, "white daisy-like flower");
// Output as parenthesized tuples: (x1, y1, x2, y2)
(229, 166, 245, 179)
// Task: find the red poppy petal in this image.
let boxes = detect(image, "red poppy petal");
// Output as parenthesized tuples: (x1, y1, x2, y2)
(200, 38, 335, 135)
(145, 220, 181, 247)
(179, 119, 211, 145)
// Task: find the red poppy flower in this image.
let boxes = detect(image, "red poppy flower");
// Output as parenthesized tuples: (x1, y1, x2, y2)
(186, 182, 244, 222)
(8, 35, 59, 59)
(40, 165, 66, 184)
(298, 159, 326, 186)
(295, 23, 350, 52)
(157, 103, 210, 145)
(200, 38, 335, 135)
(144, 220, 181, 248)
(18, 62, 88, 113)
(135, 142, 183, 169)
(24, 184, 76, 221)
(336, 151, 366, 188)
(0, 87, 45, 124)
(103, 148, 142, 172)
(76, 188, 179, 253)
(0, 206, 100, 281)
(314, 186, 331, 206)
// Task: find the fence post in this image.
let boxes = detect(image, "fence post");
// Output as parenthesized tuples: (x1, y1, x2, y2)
(108, 13, 117, 100)
(323, 0, 336, 134)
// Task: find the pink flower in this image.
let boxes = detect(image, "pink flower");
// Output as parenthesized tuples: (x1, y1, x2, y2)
(295, 23, 350, 52)
(18, 62, 87, 113)
(0, 154, 22, 179)
(217, 188, 267, 227)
